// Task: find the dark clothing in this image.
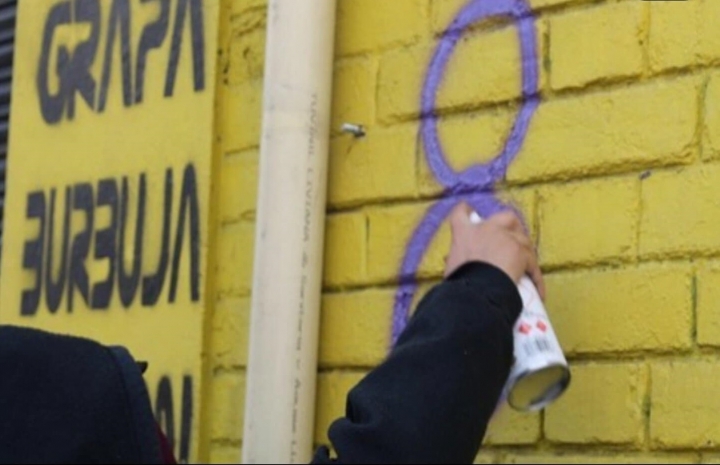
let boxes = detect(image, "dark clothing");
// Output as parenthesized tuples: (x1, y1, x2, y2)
(0, 326, 165, 464)
(312, 262, 523, 464)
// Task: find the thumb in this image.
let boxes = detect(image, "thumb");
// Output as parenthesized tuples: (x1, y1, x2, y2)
(448, 202, 473, 234)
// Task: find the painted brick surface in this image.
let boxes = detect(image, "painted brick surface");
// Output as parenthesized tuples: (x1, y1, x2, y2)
(640, 165, 720, 258)
(697, 262, 720, 347)
(544, 363, 647, 444)
(538, 176, 639, 267)
(549, 2, 644, 91)
(508, 77, 698, 183)
(648, 0, 720, 72)
(651, 361, 720, 448)
(547, 264, 692, 354)
(194, 0, 720, 462)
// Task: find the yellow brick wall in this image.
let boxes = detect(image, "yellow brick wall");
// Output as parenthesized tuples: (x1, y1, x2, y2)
(200, 0, 261, 462)
(206, 0, 720, 463)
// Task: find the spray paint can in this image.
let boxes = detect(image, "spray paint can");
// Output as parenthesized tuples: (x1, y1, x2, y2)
(469, 211, 570, 412)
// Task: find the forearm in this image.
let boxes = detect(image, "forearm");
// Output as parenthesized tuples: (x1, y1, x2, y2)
(313, 262, 522, 464)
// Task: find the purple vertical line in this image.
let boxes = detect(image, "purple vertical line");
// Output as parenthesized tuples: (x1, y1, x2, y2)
(392, 197, 457, 344)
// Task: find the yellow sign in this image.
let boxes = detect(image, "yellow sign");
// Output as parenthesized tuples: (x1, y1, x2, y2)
(0, 0, 220, 462)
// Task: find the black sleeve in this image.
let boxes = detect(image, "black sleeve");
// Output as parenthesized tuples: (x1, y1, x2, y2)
(311, 262, 523, 464)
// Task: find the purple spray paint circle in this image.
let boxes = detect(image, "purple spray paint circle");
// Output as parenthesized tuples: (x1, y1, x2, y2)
(392, 0, 540, 344)
(420, 0, 539, 192)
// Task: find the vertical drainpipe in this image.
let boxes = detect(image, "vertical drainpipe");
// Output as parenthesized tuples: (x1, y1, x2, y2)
(241, 0, 337, 463)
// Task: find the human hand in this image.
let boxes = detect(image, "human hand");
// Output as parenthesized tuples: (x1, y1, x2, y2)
(443, 203, 545, 300)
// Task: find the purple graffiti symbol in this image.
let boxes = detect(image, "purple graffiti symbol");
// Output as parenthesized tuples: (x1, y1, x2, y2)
(392, 0, 540, 345)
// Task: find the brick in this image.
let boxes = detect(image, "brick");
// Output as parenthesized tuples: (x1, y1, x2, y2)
(546, 265, 692, 355)
(232, 0, 267, 16)
(437, 25, 524, 109)
(211, 296, 250, 368)
(434, 0, 585, 31)
(335, 0, 427, 56)
(319, 289, 393, 367)
(539, 177, 638, 267)
(432, 0, 469, 34)
(220, 151, 258, 223)
(704, 73, 720, 161)
(549, 2, 643, 91)
(367, 202, 450, 283)
(651, 360, 720, 448)
(483, 407, 540, 445)
(223, 79, 263, 153)
(209, 371, 246, 441)
(231, 4, 266, 33)
(314, 372, 366, 445)
(529, 0, 584, 8)
(417, 107, 517, 196)
(322, 213, 367, 288)
(696, 262, 720, 346)
(217, 221, 255, 296)
(649, 0, 720, 72)
(508, 78, 699, 183)
(379, 25, 528, 122)
(544, 363, 647, 444)
(209, 445, 242, 464)
(331, 58, 377, 135)
(328, 125, 417, 208)
(474, 452, 498, 464)
(228, 26, 266, 85)
(641, 165, 720, 258)
(504, 453, 695, 464)
(377, 42, 433, 122)
(432, 0, 540, 34)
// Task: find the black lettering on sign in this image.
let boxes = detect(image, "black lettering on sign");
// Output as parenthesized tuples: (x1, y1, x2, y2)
(98, 0, 133, 111)
(117, 174, 146, 307)
(19, 165, 201, 315)
(21, 192, 47, 316)
(169, 164, 199, 303)
(45, 188, 72, 313)
(68, 183, 94, 312)
(135, 0, 170, 103)
(37, 0, 206, 124)
(142, 169, 172, 306)
(155, 375, 193, 464)
(91, 179, 119, 309)
(65, 0, 101, 120)
(179, 375, 193, 463)
(165, 0, 205, 97)
(36, 1, 72, 125)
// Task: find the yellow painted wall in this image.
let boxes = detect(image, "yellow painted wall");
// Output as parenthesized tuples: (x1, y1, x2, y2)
(6, 0, 720, 463)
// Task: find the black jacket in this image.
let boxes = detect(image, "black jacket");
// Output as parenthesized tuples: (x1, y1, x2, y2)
(0, 326, 163, 464)
(312, 262, 523, 464)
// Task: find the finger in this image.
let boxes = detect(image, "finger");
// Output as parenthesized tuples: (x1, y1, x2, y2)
(490, 210, 523, 233)
(448, 202, 474, 233)
(443, 254, 459, 279)
(509, 230, 533, 250)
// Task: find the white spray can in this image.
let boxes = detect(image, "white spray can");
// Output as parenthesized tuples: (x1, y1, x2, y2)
(469, 211, 570, 412)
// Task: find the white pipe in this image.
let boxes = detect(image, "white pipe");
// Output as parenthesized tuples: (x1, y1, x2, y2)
(241, 0, 337, 463)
